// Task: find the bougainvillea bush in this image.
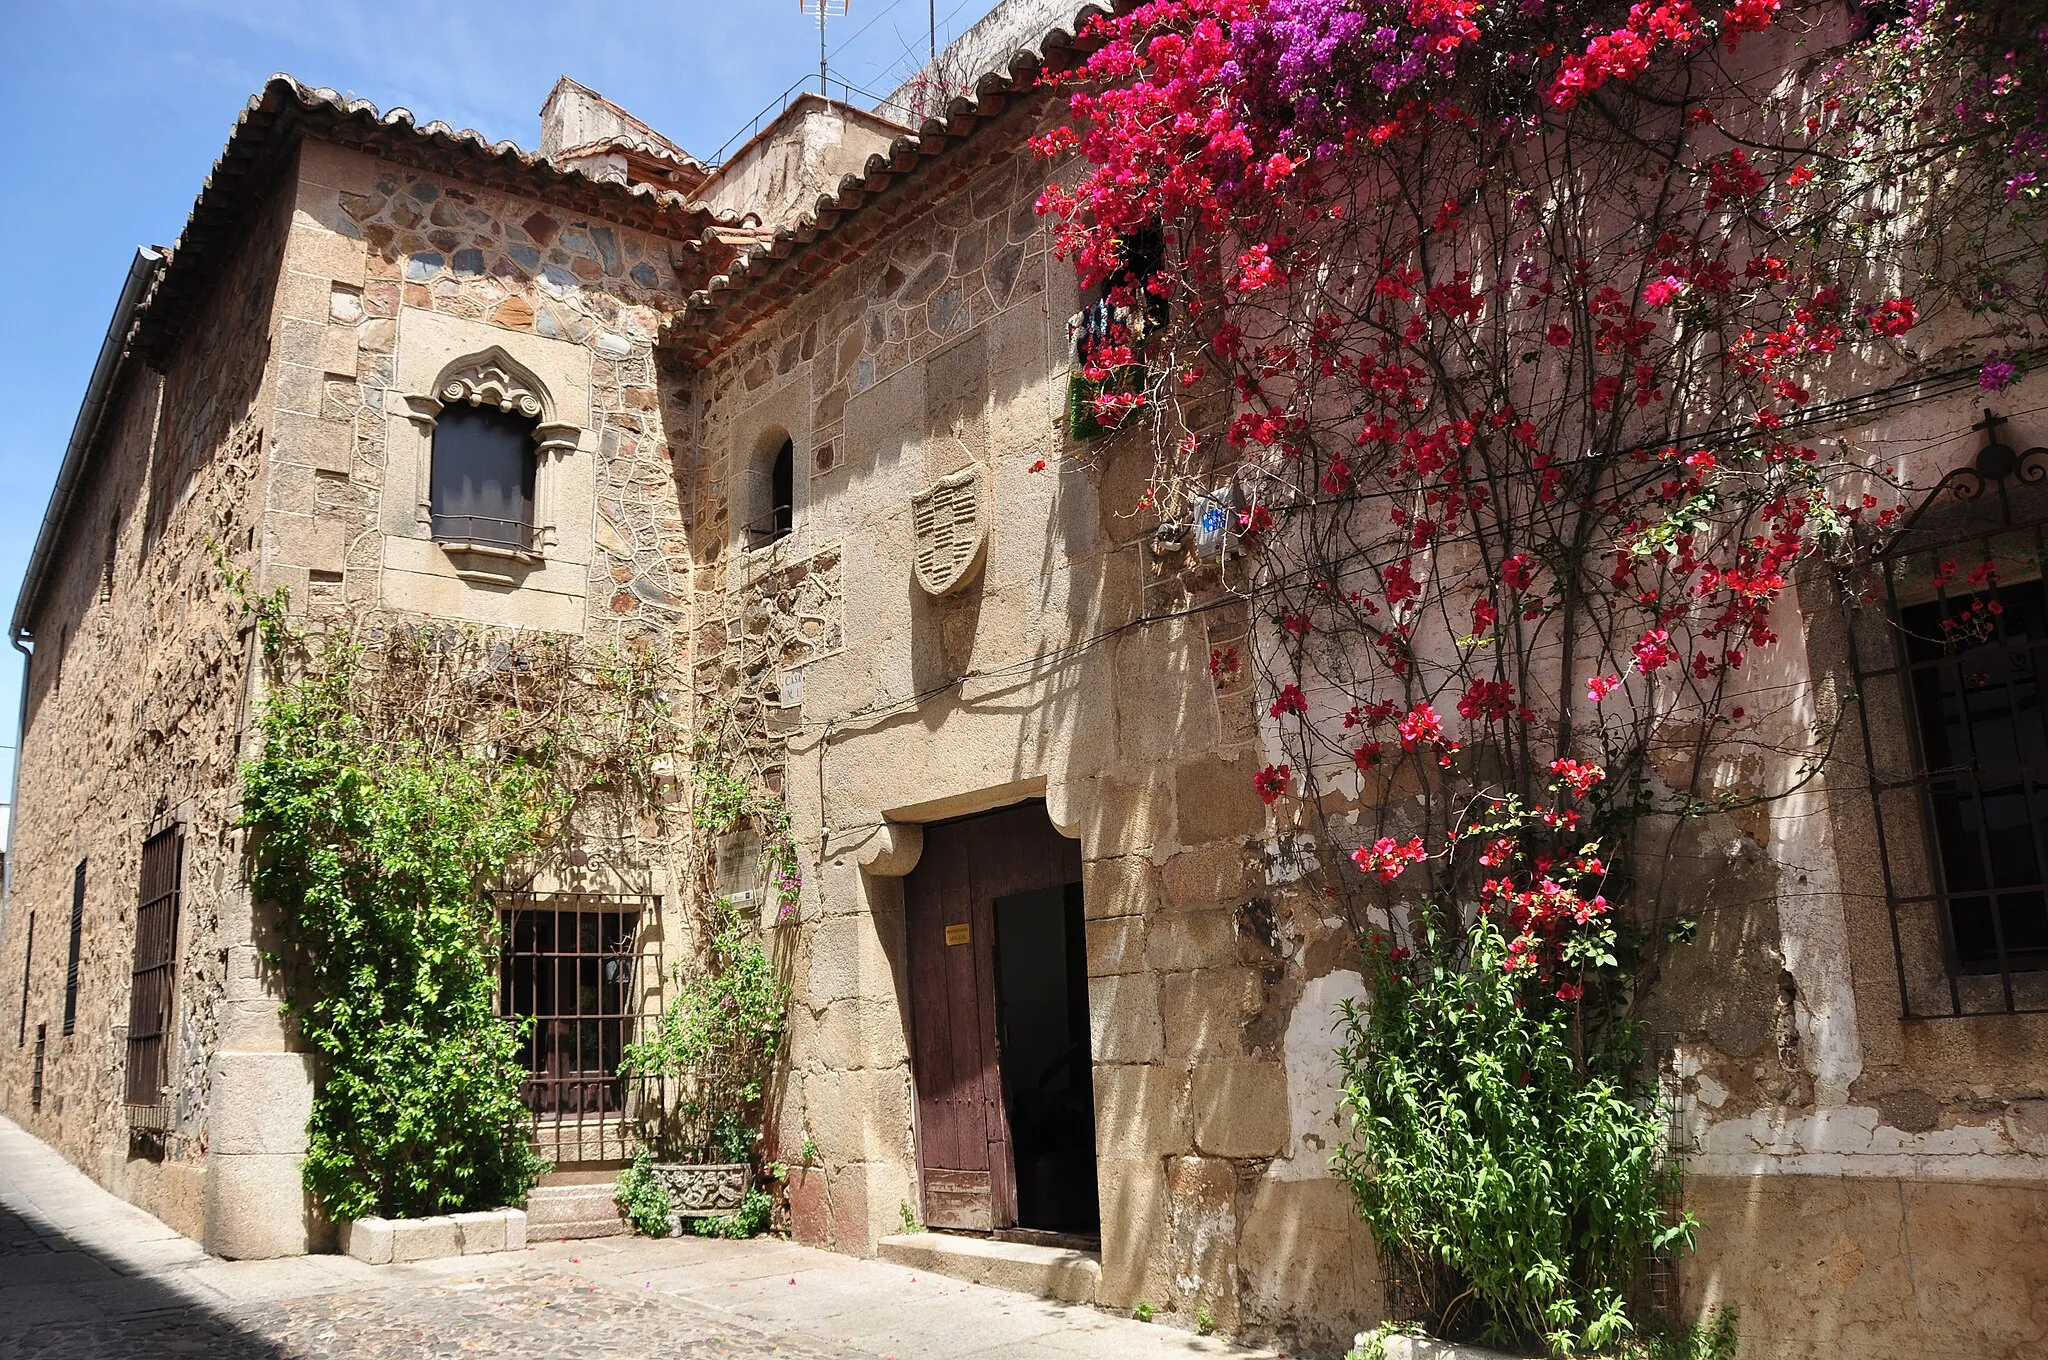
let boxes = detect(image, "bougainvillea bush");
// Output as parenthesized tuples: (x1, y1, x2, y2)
(1035, 0, 2046, 1348)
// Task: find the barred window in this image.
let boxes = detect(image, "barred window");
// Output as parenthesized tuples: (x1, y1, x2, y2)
(743, 432, 795, 551)
(496, 894, 659, 1165)
(125, 827, 183, 1108)
(62, 862, 84, 1037)
(1848, 413, 2048, 1017)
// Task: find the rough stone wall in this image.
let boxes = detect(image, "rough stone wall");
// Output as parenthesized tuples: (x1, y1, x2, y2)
(3, 131, 714, 1259)
(683, 114, 1378, 1355)
(682, 88, 2048, 1355)
(0, 178, 292, 1243)
(184, 139, 710, 1252)
(1639, 386, 2048, 1360)
(276, 138, 696, 649)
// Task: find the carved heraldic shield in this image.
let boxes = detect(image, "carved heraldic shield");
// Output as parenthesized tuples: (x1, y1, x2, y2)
(911, 465, 987, 596)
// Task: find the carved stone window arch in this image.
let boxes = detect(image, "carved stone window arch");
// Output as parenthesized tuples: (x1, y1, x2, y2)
(403, 348, 581, 558)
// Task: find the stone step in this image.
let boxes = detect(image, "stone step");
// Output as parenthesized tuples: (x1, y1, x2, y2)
(877, 1232, 1100, 1304)
(523, 1183, 626, 1240)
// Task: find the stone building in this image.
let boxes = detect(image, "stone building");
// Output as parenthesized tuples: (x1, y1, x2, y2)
(1, 2, 2043, 1357)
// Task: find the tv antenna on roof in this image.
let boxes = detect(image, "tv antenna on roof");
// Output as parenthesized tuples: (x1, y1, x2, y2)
(799, 0, 850, 98)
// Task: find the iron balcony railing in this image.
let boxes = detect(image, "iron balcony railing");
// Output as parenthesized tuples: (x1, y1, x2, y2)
(432, 514, 536, 553)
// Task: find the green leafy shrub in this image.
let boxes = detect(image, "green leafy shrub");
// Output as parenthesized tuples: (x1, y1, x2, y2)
(1336, 915, 1693, 1355)
(241, 635, 554, 1222)
(1132, 1302, 1155, 1323)
(616, 1152, 674, 1237)
(1643, 1307, 1738, 1360)
(620, 897, 787, 1165)
(690, 1187, 774, 1238)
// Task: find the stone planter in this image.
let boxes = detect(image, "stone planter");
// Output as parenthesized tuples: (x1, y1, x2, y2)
(649, 1161, 749, 1231)
(343, 1207, 527, 1264)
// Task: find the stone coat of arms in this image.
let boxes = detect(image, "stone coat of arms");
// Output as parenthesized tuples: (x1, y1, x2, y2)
(911, 464, 988, 596)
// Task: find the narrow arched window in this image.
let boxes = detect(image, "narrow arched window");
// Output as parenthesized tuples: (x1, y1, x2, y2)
(432, 405, 537, 551)
(771, 437, 794, 542)
(748, 435, 795, 549)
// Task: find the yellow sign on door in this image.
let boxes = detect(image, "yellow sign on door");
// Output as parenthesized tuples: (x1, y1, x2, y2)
(944, 923, 971, 947)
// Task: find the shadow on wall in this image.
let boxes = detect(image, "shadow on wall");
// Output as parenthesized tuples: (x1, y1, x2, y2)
(0, 1198, 284, 1359)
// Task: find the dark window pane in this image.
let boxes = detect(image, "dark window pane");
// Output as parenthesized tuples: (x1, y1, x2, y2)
(431, 405, 535, 549)
(749, 437, 794, 548)
(1902, 577, 2048, 972)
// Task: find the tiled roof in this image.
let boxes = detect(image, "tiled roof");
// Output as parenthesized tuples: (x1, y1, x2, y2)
(135, 74, 739, 360)
(659, 2, 1119, 362)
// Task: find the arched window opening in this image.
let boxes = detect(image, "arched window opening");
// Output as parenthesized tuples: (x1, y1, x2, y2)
(432, 404, 538, 552)
(748, 435, 795, 550)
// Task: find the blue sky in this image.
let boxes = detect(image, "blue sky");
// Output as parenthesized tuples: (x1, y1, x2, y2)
(0, 0, 992, 806)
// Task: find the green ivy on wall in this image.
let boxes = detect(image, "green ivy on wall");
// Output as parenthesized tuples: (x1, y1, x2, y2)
(241, 626, 557, 1221)
(619, 896, 787, 1165)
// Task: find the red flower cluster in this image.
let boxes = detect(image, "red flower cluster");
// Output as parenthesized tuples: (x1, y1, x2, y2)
(1549, 758, 1606, 797)
(1352, 835, 1428, 883)
(1254, 763, 1292, 804)
(1870, 297, 1918, 337)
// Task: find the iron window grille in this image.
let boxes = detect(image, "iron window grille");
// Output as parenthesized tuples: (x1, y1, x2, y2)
(62, 862, 84, 1036)
(1844, 411, 2048, 1017)
(16, 911, 32, 1047)
(125, 826, 183, 1110)
(496, 892, 663, 1165)
(430, 514, 537, 553)
(30, 1024, 45, 1111)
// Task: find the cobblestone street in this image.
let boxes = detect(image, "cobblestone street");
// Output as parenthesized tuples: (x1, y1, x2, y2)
(0, 1118, 1277, 1360)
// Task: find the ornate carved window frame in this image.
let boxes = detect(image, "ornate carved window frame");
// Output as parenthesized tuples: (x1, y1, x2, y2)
(402, 348, 581, 563)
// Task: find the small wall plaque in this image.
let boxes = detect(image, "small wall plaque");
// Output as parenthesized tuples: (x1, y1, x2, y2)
(944, 923, 971, 947)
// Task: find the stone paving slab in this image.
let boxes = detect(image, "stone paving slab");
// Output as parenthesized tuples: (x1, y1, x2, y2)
(0, 1115, 1281, 1360)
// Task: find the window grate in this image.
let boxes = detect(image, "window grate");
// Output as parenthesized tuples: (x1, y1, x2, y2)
(1845, 411, 2048, 1017)
(124, 828, 183, 1108)
(745, 437, 797, 550)
(30, 1024, 46, 1111)
(62, 862, 84, 1036)
(16, 911, 32, 1047)
(496, 893, 662, 1165)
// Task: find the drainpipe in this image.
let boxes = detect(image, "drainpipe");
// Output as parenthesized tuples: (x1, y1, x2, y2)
(1, 246, 164, 938)
(0, 638, 22, 938)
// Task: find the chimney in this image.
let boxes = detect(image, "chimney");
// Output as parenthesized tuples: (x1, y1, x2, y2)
(538, 77, 708, 193)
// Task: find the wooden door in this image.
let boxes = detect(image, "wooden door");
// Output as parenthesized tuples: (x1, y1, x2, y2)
(904, 801, 1083, 1231)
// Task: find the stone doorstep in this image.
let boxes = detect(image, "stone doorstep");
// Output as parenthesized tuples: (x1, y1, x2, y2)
(341, 1208, 528, 1265)
(877, 1232, 1101, 1305)
(523, 1183, 627, 1240)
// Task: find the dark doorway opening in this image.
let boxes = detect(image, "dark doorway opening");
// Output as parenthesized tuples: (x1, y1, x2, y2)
(993, 883, 1098, 1233)
(903, 800, 1098, 1237)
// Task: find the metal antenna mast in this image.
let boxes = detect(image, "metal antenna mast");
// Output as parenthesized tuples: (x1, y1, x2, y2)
(800, 0, 850, 97)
